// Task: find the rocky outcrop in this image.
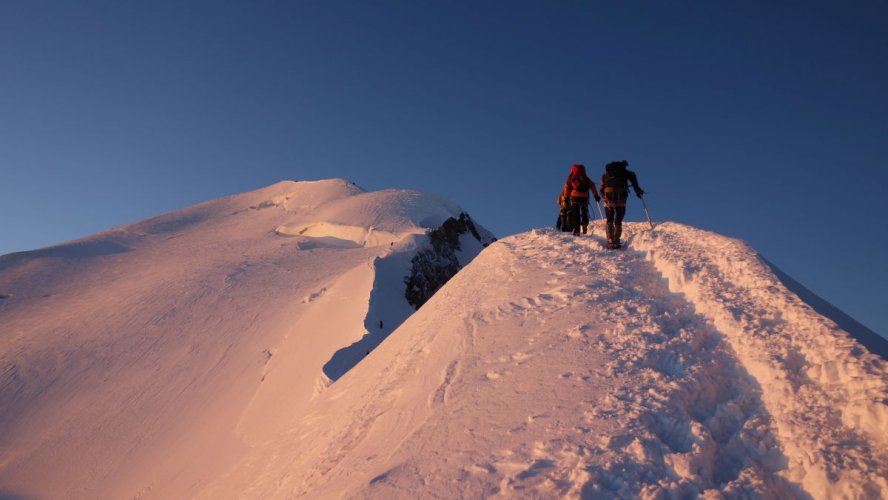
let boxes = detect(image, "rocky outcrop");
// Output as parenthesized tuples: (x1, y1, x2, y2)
(404, 213, 495, 309)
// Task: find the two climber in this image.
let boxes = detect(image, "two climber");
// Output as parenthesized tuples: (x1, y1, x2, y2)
(558, 161, 645, 249)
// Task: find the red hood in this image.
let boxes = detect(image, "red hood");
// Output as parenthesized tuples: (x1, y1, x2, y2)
(570, 164, 587, 177)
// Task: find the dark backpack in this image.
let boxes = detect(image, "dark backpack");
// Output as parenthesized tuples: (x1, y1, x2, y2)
(601, 161, 629, 195)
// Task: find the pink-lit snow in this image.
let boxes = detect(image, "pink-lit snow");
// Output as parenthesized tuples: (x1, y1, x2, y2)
(0, 180, 885, 499)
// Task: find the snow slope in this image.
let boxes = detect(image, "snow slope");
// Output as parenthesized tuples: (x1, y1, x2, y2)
(2, 184, 885, 498)
(0, 179, 493, 499)
(199, 224, 887, 499)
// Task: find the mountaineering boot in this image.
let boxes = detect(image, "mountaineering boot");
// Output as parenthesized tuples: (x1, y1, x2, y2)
(614, 223, 622, 248)
(581, 224, 587, 234)
(605, 224, 615, 248)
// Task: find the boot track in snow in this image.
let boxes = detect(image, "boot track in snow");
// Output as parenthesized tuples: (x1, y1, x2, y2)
(194, 224, 888, 499)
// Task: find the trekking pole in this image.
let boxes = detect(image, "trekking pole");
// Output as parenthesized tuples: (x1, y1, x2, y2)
(640, 196, 654, 230)
(597, 200, 606, 231)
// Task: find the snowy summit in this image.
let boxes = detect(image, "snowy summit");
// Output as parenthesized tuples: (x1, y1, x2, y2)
(0, 180, 886, 499)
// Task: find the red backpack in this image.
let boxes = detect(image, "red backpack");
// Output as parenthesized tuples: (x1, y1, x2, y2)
(565, 164, 592, 195)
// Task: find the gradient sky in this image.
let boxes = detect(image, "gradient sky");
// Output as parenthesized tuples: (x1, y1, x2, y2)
(2, 1, 886, 337)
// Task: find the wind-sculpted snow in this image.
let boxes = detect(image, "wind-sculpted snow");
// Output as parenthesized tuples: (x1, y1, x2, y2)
(0, 179, 493, 499)
(311, 189, 467, 232)
(762, 258, 888, 360)
(404, 212, 496, 309)
(322, 213, 494, 381)
(3, 183, 884, 498)
(200, 227, 883, 499)
(632, 222, 888, 498)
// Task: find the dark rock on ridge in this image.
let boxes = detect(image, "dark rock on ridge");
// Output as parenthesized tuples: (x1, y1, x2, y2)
(404, 213, 495, 310)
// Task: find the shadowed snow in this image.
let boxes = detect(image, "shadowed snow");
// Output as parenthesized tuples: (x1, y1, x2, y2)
(198, 225, 886, 499)
(0, 179, 492, 499)
(1, 186, 884, 499)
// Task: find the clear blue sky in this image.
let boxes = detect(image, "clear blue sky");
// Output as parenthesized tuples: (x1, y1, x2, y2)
(1, 1, 886, 337)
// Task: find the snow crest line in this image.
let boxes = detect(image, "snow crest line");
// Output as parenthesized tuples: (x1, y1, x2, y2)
(631, 222, 888, 498)
(196, 223, 885, 498)
(535, 230, 797, 498)
(306, 229, 801, 498)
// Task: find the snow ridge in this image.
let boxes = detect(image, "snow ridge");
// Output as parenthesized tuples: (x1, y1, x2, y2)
(3, 179, 885, 499)
(199, 226, 887, 499)
(0, 179, 494, 499)
(632, 222, 888, 498)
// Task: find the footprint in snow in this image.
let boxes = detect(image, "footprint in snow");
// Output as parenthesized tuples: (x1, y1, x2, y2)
(302, 287, 327, 303)
(567, 325, 591, 339)
(526, 413, 548, 424)
(467, 463, 497, 475)
(511, 352, 530, 363)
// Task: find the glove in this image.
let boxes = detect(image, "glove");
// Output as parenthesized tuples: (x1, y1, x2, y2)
(635, 189, 645, 198)
(594, 195, 601, 203)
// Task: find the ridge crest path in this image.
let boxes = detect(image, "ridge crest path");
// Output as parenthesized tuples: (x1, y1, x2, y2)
(202, 228, 817, 499)
(632, 222, 888, 498)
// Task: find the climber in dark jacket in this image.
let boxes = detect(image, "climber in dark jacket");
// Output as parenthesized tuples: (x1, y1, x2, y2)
(600, 160, 644, 248)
